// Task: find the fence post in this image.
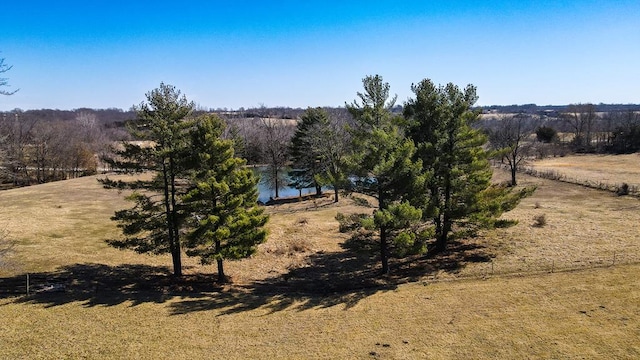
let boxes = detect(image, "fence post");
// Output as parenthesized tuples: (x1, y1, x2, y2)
(551, 261, 555, 273)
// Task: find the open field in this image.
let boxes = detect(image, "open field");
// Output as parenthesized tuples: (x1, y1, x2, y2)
(1, 169, 639, 359)
(525, 153, 640, 193)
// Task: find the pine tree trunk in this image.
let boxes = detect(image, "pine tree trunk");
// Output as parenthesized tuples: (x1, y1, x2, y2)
(170, 158, 183, 277)
(378, 188, 389, 274)
(216, 240, 225, 283)
(433, 165, 453, 254)
(172, 247, 182, 277)
(163, 158, 182, 277)
(380, 226, 389, 274)
(511, 166, 517, 186)
(217, 258, 225, 283)
(333, 187, 339, 203)
(434, 229, 448, 253)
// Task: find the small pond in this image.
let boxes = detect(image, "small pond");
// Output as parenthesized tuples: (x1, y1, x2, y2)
(253, 167, 324, 204)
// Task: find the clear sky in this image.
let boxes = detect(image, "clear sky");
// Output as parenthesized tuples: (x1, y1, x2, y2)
(1, 1, 639, 111)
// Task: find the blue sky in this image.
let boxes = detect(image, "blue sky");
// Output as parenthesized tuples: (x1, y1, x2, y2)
(1, 1, 639, 111)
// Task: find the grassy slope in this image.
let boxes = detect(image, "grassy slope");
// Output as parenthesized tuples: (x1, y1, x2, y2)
(0, 164, 639, 359)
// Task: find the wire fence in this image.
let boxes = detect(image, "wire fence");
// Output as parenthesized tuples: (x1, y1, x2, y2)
(519, 166, 640, 197)
(426, 251, 640, 283)
(2, 252, 639, 296)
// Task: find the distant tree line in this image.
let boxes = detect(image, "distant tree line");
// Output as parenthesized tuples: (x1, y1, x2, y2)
(0, 110, 116, 186)
(483, 103, 640, 115)
(481, 104, 640, 156)
(2, 101, 638, 190)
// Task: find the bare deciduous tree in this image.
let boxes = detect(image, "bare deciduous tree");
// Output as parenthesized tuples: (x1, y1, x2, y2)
(562, 104, 598, 151)
(0, 111, 36, 185)
(305, 110, 351, 202)
(488, 114, 538, 186)
(0, 56, 18, 96)
(258, 117, 294, 198)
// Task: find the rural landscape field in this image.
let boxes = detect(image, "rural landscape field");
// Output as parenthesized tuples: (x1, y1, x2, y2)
(3, 1, 640, 358)
(1, 156, 639, 359)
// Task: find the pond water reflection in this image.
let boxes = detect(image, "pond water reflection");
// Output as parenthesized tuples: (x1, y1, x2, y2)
(253, 167, 321, 204)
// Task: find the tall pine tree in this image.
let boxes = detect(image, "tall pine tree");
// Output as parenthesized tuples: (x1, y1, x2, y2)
(289, 107, 349, 202)
(347, 75, 423, 274)
(289, 107, 327, 197)
(183, 114, 268, 283)
(101, 83, 194, 277)
(404, 79, 530, 253)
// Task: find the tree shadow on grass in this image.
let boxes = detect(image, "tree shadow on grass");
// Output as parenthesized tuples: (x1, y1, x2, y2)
(169, 249, 396, 315)
(340, 232, 493, 280)
(170, 236, 494, 316)
(0, 254, 393, 314)
(0, 237, 493, 315)
(392, 237, 494, 279)
(0, 263, 221, 308)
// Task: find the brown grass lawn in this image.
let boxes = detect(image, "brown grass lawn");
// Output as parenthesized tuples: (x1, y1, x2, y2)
(0, 168, 639, 359)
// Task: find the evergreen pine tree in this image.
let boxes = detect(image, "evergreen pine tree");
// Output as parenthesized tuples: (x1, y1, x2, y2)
(289, 107, 350, 202)
(405, 79, 530, 253)
(289, 107, 326, 196)
(100, 83, 194, 276)
(347, 75, 423, 274)
(183, 114, 268, 283)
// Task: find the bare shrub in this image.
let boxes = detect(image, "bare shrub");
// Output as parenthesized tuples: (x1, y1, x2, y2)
(289, 238, 311, 253)
(533, 214, 547, 227)
(270, 238, 312, 256)
(336, 212, 369, 233)
(617, 183, 630, 196)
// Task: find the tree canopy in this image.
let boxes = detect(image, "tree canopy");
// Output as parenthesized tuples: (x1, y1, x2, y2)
(101, 84, 268, 281)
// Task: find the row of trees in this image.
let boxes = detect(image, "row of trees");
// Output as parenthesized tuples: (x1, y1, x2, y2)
(1, 103, 636, 193)
(280, 76, 532, 274)
(1, 55, 118, 185)
(522, 104, 640, 154)
(0, 111, 108, 186)
(106, 78, 531, 279)
(481, 105, 640, 188)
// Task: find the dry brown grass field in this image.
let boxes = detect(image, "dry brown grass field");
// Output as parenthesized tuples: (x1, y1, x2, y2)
(526, 153, 640, 192)
(0, 168, 639, 359)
